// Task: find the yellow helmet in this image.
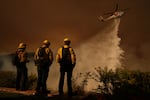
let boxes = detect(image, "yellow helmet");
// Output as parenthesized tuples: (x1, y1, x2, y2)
(18, 43, 26, 49)
(64, 38, 70, 42)
(43, 39, 50, 45)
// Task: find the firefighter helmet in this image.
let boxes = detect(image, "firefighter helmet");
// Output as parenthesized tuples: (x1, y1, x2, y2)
(63, 37, 71, 45)
(18, 43, 26, 49)
(43, 39, 50, 45)
(64, 38, 70, 42)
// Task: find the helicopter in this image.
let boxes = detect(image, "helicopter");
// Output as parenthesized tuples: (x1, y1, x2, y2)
(98, 4, 129, 22)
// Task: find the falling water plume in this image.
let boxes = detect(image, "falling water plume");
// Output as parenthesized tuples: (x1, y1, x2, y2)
(74, 19, 124, 91)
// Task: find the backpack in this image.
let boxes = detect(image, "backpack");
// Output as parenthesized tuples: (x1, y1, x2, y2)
(61, 47, 72, 65)
(38, 47, 47, 60)
(12, 50, 27, 66)
(37, 47, 51, 66)
(18, 51, 27, 63)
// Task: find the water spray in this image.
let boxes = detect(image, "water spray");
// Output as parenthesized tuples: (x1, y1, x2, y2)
(74, 18, 124, 91)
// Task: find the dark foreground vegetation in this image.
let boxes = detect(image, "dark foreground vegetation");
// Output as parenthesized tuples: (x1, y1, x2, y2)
(0, 68, 150, 100)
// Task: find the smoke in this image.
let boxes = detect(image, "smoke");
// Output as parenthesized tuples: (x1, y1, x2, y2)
(74, 18, 124, 91)
(0, 56, 16, 72)
(0, 54, 36, 74)
(124, 43, 150, 71)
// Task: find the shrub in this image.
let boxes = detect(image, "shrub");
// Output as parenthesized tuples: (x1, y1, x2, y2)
(0, 71, 37, 90)
(0, 71, 16, 88)
(72, 72, 90, 95)
(26, 73, 37, 90)
(82, 67, 150, 98)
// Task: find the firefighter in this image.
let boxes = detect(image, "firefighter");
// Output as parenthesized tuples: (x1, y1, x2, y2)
(34, 40, 53, 96)
(15, 42, 29, 91)
(56, 38, 76, 96)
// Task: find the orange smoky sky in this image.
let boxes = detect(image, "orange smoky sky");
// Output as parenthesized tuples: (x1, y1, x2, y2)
(0, 0, 150, 70)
